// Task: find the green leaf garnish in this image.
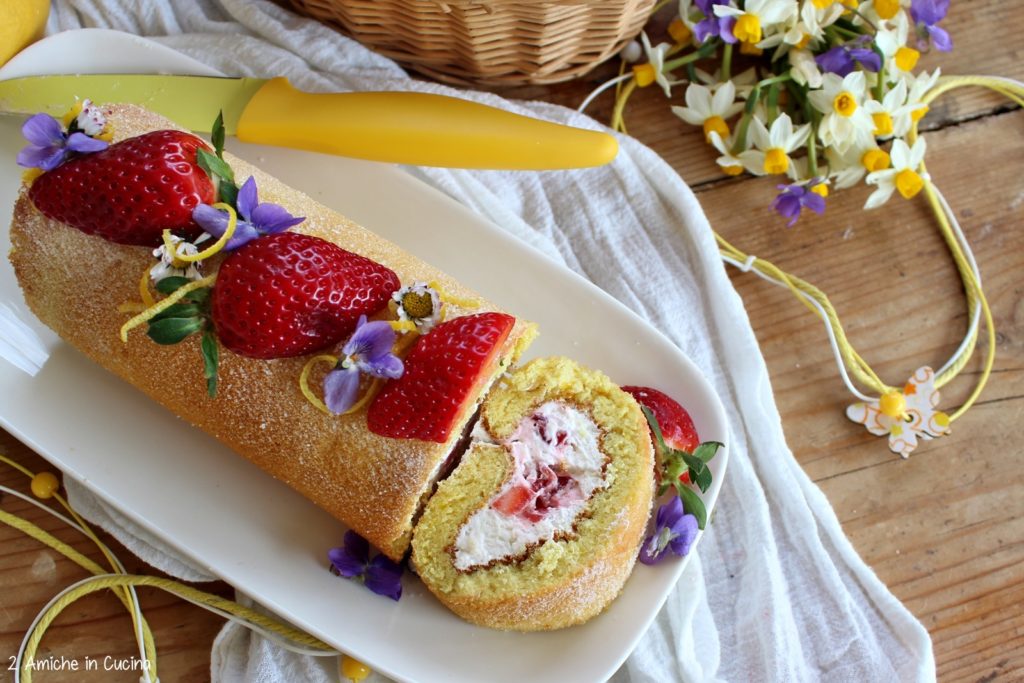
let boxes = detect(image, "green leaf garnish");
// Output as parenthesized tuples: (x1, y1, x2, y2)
(693, 441, 723, 464)
(197, 147, 236, 186)
(211, 111, 226, 159)
(151, 302, 204, 322)
(147, 316, 204, 345)
(675, 485, 708, 530)
(201, 329, 219, 398)
(155, 276, 192, 295)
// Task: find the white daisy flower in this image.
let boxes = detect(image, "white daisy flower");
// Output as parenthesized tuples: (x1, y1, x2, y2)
(737, 113, 812, 176)
(864, 137, 927, 209)
(715, 0, 798, 45)
(808, 71, 876, 153)
(74, 99, 107, 137)
(151, 235, 204, 283)
(672, 81, 745, 142)
(392, 282, 443, 333)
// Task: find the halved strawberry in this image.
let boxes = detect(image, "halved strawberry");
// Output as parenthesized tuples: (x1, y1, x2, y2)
(367, 312, 515, 442)
(622, 385, 700, 452)
(28, 130, 215, 246)
(492, 484, 534, 516)
(211, 232, 400, 359)
(623, 385, 700, 485)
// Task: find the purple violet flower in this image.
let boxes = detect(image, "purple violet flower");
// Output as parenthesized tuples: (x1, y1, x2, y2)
(815, 37, 882, 77)
(639, 497, 699, 565)
(771, 181, 827, 227)
(192, 176, 305, 251)
(694, 0, 737, 44)
(328, 531, 403, 600)
(323, 315, 404, 414)
(911, 0, 952, 51)
(16, 113, 108, 171)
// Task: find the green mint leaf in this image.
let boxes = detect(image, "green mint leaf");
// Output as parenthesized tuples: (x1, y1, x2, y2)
(147, 316, 204, 345)
(676, 485, 708, 530)
(692, 441, 723, 464)
(211, 111, 226, 159)
(201, 329, 219, 398)
(151, 303, 204, 322)
(155, 276, 191, 295)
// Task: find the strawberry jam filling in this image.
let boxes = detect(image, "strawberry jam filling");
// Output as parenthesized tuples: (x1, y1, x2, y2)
(453, 401, 606, 571)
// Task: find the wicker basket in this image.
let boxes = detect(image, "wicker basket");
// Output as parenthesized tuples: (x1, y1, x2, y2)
(282, 0, 656, 86)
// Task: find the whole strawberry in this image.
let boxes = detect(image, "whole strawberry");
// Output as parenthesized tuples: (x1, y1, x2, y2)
(368, 312, 515, 443)
(210, 232, 400, 359)
(28, 130, 214, 246)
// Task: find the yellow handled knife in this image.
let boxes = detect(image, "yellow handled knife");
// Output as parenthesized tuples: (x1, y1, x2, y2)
(0, 74, 618, 170)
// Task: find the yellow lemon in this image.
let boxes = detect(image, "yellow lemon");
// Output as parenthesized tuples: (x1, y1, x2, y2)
(0, 0, 49, 66)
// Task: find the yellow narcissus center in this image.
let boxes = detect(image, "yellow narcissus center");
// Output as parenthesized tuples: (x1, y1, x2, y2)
(874, 0, 900, 19)
(632, 63, 656, 87)
(733, 14, 762, 44)
(812, 0, 832, 8)
(895, 46, 920, 71)
(763, 148, 790, 175)
(862, 148, 891, 171)
(895, 168, 924, 198)
(833, 91, 858, 117)
(401, 291, 434, 319)
(723, 164, 744, 176)
(872, 112, 894, 136)
(668, 18, 692, 44)
(911, 105, 929, 123)
(702, 115, 730, 142)
(796, 33, 812, 49)
(811, 183, 829, 198)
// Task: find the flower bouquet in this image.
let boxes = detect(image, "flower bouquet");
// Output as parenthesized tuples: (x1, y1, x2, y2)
(588, 0, 953, 225)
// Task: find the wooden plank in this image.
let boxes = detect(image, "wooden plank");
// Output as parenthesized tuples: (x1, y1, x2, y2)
(696, 108, 1024, 681)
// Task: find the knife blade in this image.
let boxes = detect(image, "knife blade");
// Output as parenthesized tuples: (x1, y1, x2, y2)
(0, 74, 618, 170)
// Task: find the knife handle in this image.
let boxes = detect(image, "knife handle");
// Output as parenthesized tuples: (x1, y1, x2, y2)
(235, 77, 617, 170)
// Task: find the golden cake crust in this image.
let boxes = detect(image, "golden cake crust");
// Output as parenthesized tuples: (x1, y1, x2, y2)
(8, 104, 535, 560)
(410, 357, 654, 630)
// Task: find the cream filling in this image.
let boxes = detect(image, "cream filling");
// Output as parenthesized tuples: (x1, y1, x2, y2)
(453, 401, 605, 571)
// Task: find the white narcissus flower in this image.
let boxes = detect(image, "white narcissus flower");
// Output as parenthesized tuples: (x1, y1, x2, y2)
(864, 137, 927, 209)
(864, 80, 913, 139)
(634, 32, 678, 97)
(808, 71, 876, 153)
(762, 0, 842, 52)
(671, 81, 745, 141)
(902, 68, 941, 127)
(708, 131, 746, 176)
(789, 48, 823, 88)
(855, 0, 910, 26)
(672, 81, 744, 141)
(825, 142, 893, 189)
(875, 11, 921, 80)
(737, 113, 811, 176)
(693, 66, 759, 99)
(715, 0, 798, 45)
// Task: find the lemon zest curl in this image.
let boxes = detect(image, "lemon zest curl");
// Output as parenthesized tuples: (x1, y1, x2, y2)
(119, 275, 216, 342)
(161, 202, 238, 263)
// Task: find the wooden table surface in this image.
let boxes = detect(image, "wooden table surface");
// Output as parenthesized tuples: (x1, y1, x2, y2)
(1, 3, 1021, 681)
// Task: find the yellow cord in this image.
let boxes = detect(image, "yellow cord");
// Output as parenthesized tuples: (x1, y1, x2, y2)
(161, 203, 238, 263)
(119, 275, 217, 342)
(0, 453, 338, 683)
(718, 75, 1021, 420)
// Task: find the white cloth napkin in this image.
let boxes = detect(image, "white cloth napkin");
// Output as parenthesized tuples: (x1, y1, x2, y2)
(44, 1, 935, 681)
